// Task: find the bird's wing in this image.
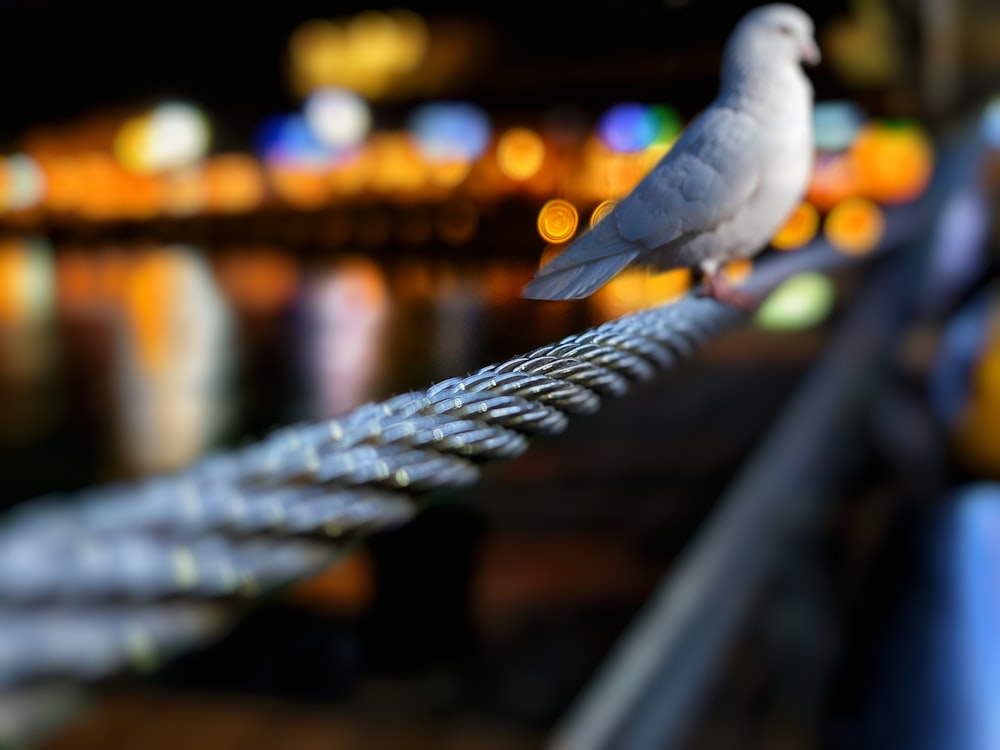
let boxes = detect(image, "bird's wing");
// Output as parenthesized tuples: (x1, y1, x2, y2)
(523, 105, 762, 300)
(614, 105, 761, 251)
(522, 210, 642, 299)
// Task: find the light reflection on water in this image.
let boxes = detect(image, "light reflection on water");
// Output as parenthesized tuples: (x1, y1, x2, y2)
(0, 237, 608, 500)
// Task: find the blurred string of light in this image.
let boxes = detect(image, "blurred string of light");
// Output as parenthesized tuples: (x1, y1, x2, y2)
(0, 95, 937, 249)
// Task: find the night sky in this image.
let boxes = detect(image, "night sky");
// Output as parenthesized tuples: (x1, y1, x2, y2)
(0, 0, 850, 144)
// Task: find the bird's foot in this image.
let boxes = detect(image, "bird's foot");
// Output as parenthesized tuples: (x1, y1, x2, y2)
(696, 272, 761, 312)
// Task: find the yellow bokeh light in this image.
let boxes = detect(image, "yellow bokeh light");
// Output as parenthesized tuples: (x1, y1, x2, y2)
(646, 268, 692, 304)
(427, 160, 472, 189)
(290, 20, 345, 89)
(113, 116, 151, 173)
(772, 202, 820, 250)
(497, 127, 546, 181)
(825, 197, 885, 256)
(367, 133, 427, 193)
(289, 10, 430, 100)
(537, 199, 578, 243)
(724, 258, 753, 285)
(590, 199, 617, 229)
(591, 269, 647, 319)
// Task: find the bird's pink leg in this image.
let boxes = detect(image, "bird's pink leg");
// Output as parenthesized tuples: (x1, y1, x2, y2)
(696, 270, 761, 312)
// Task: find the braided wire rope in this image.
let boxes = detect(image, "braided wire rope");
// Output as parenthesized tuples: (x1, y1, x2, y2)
(0, 289, 745, 689)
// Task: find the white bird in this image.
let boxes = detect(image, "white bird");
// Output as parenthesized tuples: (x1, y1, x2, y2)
(523, 4, 821, 309)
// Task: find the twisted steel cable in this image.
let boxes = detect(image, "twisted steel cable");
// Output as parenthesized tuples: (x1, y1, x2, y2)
(0, 291, 747, 690)
(0, 189, 941, 692)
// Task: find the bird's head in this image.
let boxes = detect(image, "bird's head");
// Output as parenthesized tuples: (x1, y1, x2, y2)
(725, 4, 821, 70)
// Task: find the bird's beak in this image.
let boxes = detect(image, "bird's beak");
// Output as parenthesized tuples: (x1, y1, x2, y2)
(801, 39, 821, 65)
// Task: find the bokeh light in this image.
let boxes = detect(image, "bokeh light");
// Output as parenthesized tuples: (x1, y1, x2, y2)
(597, 103, 681, 154)
(813, 100, 866, 151)
(825, 197, 885, 255)
(598, 104, 657, 153)
(304, 87, 371, 150)
(807, 153, 864, 211)
(202, 155, 267, 214)
(267, 165, 331, 209)
(772, 202, 820, 250)
(160, 166, 206, 217)
(257, 114, 333, 169)
(496, 127, 546, 181)
(646, 268, 692, 304)
(1, 155, 46, 212)
(590, 199, 617, 229)
(288, 10, 430, 100)
(115, 103, 210, 174)
(851, 120, 934, 204)
(723, 258, 753, 285)
(408, 102, 491, 163)
(537, 199, 579, 243)
(756, 272, 836, 330)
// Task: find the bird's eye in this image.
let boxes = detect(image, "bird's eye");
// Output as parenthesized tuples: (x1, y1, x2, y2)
(777, 24, 793, 35)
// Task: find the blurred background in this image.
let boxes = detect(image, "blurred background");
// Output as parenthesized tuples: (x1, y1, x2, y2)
(1, 0, 1000, 747)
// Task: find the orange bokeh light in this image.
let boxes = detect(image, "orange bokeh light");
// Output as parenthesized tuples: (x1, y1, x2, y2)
(537, 199, 578, 243)
(825, 197, 885, 255)
(497, 127, 546, 181)
(724, 258, 753, 285)
(203, 154, 267, 214)
(590, 199, 617, 229)
(806, 153, 864, 211)
(646, 268, 692, 304)
(772, 202, 820, 250)
(851, 123, 934, 204)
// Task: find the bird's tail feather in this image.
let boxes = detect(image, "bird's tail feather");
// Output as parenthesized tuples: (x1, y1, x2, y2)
(522, 219, 640, 300)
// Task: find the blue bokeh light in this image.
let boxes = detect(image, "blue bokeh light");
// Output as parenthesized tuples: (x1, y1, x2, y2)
(407, 102, 491, 163)
(597, 103, 658, 153)
(256, 114, 334, 168)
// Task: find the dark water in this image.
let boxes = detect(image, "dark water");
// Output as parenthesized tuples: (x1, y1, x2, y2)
(0, 238, 621, 504)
